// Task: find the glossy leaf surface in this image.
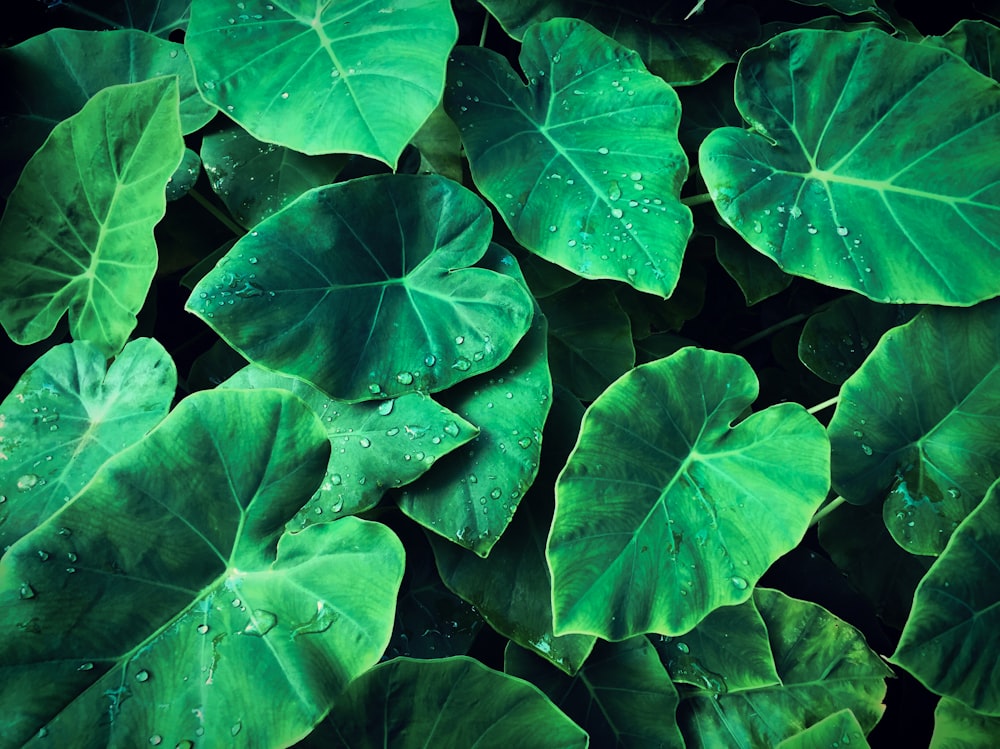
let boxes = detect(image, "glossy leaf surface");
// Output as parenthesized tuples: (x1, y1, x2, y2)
(0, 339, 176, 551)
(828, 300, 1000, 554)
(0, 78, 183, 356)
(678, 589, 892, 748)
(548, 347, 830, 639)
(445, 19, 692, 297)
(892, 481, 1000, 715)
(310, 656, 588, 748)
(185, 0, 457, 166)
(775, 708, 871, 749)
(0, 388, 405, 747)
(701, 28, 1000, 305)
(186, 175, 534, 402)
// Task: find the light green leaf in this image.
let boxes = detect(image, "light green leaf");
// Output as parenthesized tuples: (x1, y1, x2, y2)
(185, 0, 458, 166)
(445, 18, 693, 297)
(547, 347, 830, 639)
(828, 300, 1000, 554)
(221, 364, 478, 526)
(479, 0, 760, 85)
(923, 20, 1000, 81)
(505, 638, 685, 749)
(0, 339, 176, 552)
(891, 481, 1000, 715)
(932, 697, 1000, 748)
(0, 388, 404, 747)
(653, 599, 780, 693)
(185, 174, 535, 402)
(0, 77, 184, 357)
(306, 656, 588, 748)
(700, 28, 1000, 305)
(200, 125, 348, 228)
(0, 28, 213, 170)
(775, 708, 871, 749)
(395, 245, 551, 556)
(678, 589, 892, 748)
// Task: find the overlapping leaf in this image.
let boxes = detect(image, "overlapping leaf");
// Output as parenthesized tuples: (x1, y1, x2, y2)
(0, 339, 176, 551)
(923, 19, 1000, 80)
(678, 589, 892, 748)
(775, 709, 872, 749)
(700, 28, 1000, 305)
(0, 78, 184, 357)
(185, 0, 457, 165)
(547, 347, 830, 639)
(891, 481, 1000, 714)
(0, 388, 405, 747)
(828, 300, 1000, 554)
(931, 697, 1000, 748)
(445, 18, 693, 297)
(186, 175, 535, 402)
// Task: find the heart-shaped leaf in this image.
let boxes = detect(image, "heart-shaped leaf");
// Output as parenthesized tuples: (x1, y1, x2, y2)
(700, 28, 1000, 305)
(0, 339, 176, 551)
(186, 174, 535, 402)
(0, 388, 404, 747)
(547, 347, 830, 639)
(445, 18, 693, 297)
(185, 0, 457, 166)
(0, 77, 184, 357)
(828, 299, 1000, 555)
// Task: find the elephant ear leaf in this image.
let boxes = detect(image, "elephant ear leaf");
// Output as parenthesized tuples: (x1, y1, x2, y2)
(0, 388, 404, 748)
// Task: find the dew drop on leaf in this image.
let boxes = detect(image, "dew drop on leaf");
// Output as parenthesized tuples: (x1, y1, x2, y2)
(730, 576, 749, 590)
(135, 669, 150, 682)
(244, 609, 278, 636)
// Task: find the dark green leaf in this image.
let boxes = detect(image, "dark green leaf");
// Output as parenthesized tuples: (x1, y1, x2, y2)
(923, 19, 1000, 81)
(931, 697, 1000, 748)
(775, 708, 872, 749)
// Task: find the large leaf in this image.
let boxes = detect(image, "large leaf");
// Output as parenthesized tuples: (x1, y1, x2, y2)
(304, 656, 588, 748)
(775, 708, 872, 749)
(828, 300, 1000, 555)
(0, 28, 213, 172)
(46, 0, 190, 37)
(700, 28, 1000, 305)
(923, 19, 1000, 81)
(547, 347, 830, 639)
(891, 480, 1000, 715)
(931, 697, 1000, 748)
(0, 339, 176, 551)
(186, 174, 535, 402)
(0, 388, 405, 747)
(505, 638, 685, 749)
(200, 125, 348, 229)
(185, 0, 457, 166)
(221, 364, 478, 527)
(678, 589, 892, 748)
(445, 18, 693, 297)
(393, 245, 551, 556)
(0, 78, 184, 357)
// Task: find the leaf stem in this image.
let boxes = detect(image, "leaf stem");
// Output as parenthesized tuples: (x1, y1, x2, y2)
(731, 313, 807, 351)
(681, 193, 715, 206)
(807, 396, 839, 415)
(188, 189, 245, 237)
(479, 13, 490, 47)
(809, 496, 847, 528)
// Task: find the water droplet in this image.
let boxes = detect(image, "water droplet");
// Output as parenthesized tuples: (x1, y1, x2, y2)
(454, 335, 465, 345)
(789, 205, 802, 219)
(292, 601, 339, 637)
(452, 357, 471, 371)
(424, 354, 437, 367)
(378, 400, 395, 416)
(197, 624, 209, 635)
(17, 474, 38, 491)
(359, 437, 372, 448)
(281, 92, 289, 99)
(611, 207, 624, 219)
(731, 576, 749, 590)
(330, 473, 342, 486)
(548, 225, 557, 232)
(368, 383, 382, 396)
(244, 609, 278, 636)
(37, 550, 49, 562)
(135, 669, 150, 682)
(395, 371, 413, 385)
(675, 642, 690, 654)
(608, 181, 622, 201)
(752, 220, 762, 233)
(19, 582, 35, 599)
(77, 662, 94, 671)
(443, 421, 460, 437)
(517, 437, 532, 449)
(597, 146, 609, 155)
(231, 721, 242, 736)
(837, 226, 849, 236)
(861, 444, 873, 456)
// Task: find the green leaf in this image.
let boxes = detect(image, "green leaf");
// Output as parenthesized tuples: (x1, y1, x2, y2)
(0, 388, 405, 747)
(505, 637, 685, 749)
(185, 174, 535, 402)
(539, 282, 635, 402)
(165, 148, 203, 202)
(0, 77, 184, 357)
(395, 246, 551, 556)
(828, 300, 1000, 554)
(200, 125, 348, 229)
(709, 220, 793, 306)
(785, 0, 890, 23)
(185, 0, 458, 166)
(923, 20, 1000, 81)
(51, 0, 190, 36)
(547, 347, 830, 639)
(221, 364, 478, 526)
(891, 481, 1000, 715)
(932, 697, 1000, 748)
(0, 28, 213, 171)
(409, 102, 464, 183)
(445, 18, 693, 297)
(0, 339, 176, 551)
(678, 589, 892, 748)
(775, 708, 872, 749)
(798, 295, 918, 385)
(700, 28, 1000, 305)
(479, 0, 760, 86)
(307, 656, 588, 748)
(652, 599, 780, 693)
